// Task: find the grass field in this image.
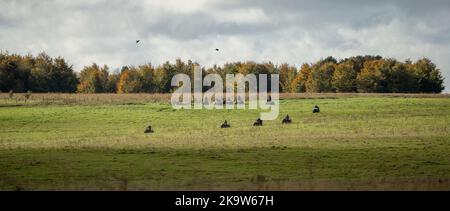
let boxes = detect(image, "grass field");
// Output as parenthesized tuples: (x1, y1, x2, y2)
(1, 94, 450, 190)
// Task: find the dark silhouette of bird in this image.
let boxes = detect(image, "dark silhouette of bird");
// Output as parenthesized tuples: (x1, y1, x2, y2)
(136, 40, 140, 44)
(215, 48, 219, 51)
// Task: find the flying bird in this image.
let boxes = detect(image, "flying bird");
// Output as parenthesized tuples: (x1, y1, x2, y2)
(215, 48, 219, 51)
(136, 40, 140, 44)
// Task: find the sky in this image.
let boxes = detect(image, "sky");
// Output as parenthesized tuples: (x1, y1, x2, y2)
(1, 0, 449, 92)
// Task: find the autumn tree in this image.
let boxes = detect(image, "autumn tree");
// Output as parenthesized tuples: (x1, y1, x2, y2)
(341, 55, 383, 73)
(77, 63, 109, 93)
(356, 60, 390, 93)
(238, 61, 257, 75)
(279, 63, 297, 93)
(332, 61, 357, 92)
(116, 66, 144, 93)
(291, 63, 311, 92)
(306, 62, 335, 92)
(0, 53, 446, 94)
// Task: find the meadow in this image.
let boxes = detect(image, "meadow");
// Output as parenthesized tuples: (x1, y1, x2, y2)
(0, 93, 450, 190)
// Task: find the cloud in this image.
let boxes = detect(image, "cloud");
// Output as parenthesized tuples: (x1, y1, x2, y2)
(0, 0, 449, 92)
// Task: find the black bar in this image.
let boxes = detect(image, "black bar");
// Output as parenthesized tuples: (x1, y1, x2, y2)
(0, 191, 447, 210)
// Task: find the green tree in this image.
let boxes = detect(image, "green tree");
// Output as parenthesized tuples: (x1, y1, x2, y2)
(52, 57, 78, 92)
(105, 72, 120, 93)
(413, 58, 445, 93)
(0, 53, 31, 92)
(1, 52, 77, 93)
(30, 53, 77, 93)
(29, 53, 53, 92)
(160, 62, 177, 93)
(385, 61, 418, 93)
(139, 63, 156, 93)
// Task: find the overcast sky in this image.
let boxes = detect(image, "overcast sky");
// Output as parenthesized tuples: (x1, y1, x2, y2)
(1, 0, 449, 92)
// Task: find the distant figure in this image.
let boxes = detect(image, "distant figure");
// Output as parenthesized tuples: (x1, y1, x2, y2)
(253, 118, 263, 126)
(144, 125, 154, 133)
(313, 105, 320, 113)
(136, 40, 140, 43)
(215, 48, 219, 51)
(221, 120, 230, 128)
(282, 115, 292, 124)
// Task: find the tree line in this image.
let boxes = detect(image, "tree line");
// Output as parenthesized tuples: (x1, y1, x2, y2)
(0, 52, 445, 94)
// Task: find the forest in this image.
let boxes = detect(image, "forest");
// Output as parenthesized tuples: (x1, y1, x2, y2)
(0, 52, 445, 93)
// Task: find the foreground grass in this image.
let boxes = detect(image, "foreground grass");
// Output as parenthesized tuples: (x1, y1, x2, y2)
(1, 95, 450, 190)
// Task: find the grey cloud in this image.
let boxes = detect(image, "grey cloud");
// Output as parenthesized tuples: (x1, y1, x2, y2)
(0, 0, 449, 91)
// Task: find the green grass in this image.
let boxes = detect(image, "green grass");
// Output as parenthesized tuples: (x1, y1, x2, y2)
(1, 95, 450, 190)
